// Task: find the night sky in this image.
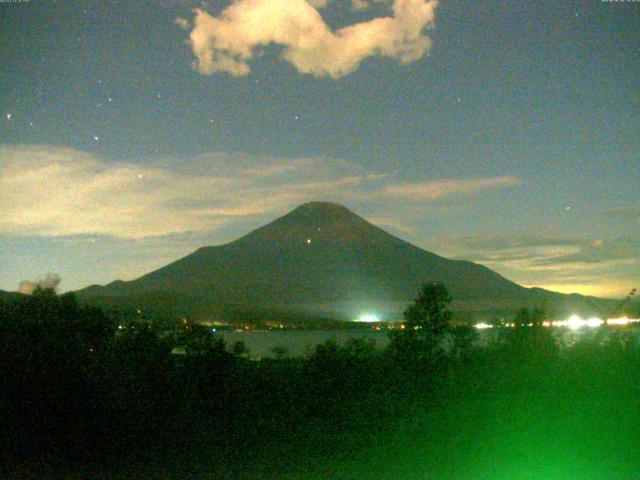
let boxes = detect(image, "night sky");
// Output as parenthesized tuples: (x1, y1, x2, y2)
(1, 0, 638, 297)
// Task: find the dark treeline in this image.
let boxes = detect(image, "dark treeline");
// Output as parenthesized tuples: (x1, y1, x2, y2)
(1, 284, 640, 479)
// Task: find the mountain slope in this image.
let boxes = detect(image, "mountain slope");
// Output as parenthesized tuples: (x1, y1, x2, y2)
(76, 202, 616, 321)
(0, 290, 25, 305)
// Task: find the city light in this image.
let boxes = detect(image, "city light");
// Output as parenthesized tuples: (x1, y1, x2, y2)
(474, 322, 493, 330)
(357, 314, 380, 323)
(554, 315, 604, 330)
(473, 314, 640, 331)
(586, 317, 604, 328)
(607, 317, 640, 326)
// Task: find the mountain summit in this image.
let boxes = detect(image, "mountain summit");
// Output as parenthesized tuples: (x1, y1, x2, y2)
(235, 201, 408, 250)
(77, 202, 610, 321)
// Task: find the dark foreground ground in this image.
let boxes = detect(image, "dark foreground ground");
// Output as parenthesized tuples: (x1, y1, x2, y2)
(2, 292, 640, 479)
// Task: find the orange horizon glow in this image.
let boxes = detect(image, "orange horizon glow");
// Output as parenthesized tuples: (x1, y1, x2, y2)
(524, 282, 634, 299)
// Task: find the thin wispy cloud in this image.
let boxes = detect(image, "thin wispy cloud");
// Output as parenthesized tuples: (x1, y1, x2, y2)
(186, 0, 437, 78)
(383, 176, 521, 199)
(532, 239, 640, 267)
(0, 145, 519, 241)
(434, 233, 640, 297)
(445, 235, 578, 253)
(239, 160, 311, 178)
(365, 216, 416, 234)
(444, 234, 640, 268)
(0, 145, 386, 238)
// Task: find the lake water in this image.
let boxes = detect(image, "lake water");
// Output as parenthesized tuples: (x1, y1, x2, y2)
(213, 329, 389, 358)
(213, 326, 640, 359)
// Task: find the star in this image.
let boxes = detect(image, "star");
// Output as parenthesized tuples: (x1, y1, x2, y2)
(108, 97, 113, 102)
(93, 136, 100, 141)
(5, 113, 11, 120)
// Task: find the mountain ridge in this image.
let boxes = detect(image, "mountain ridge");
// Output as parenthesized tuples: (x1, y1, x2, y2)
(75, 202, 617, 321)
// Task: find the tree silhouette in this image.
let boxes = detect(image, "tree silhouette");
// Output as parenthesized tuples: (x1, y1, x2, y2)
(514, 308, 530, 328)
(232, 340, 248, 357)
(403, 282, 453, 335)
(390, 282, 453, 363)
(452, 324, 478, 360)
(612, 288, 637, 317)
(271, 345, 289, 360)
(531, 307, 545, 327)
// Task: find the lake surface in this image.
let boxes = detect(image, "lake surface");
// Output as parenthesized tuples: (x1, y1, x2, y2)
(213, 326, 640, 359)
(213, 329, 389, 358)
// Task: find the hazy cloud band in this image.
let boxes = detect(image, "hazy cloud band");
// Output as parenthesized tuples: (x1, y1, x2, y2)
(0, 145, 519, 239)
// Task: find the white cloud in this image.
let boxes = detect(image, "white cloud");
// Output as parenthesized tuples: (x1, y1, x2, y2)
(187, 0, 437, 78)
(0, 145, 388, 239)
(383, 176, 521, 199)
